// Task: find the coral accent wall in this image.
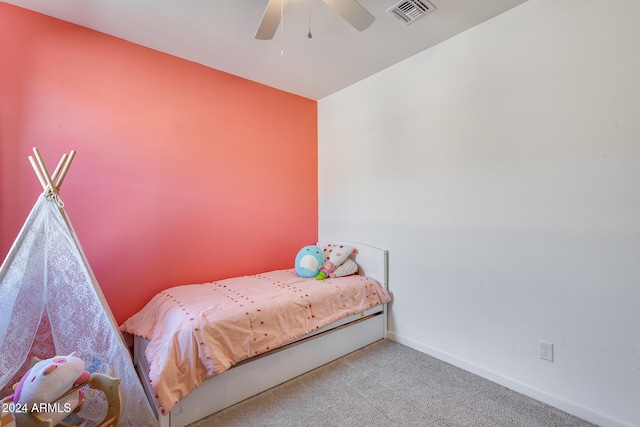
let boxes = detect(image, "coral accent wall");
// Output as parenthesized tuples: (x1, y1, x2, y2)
(0, 4, 318, 324)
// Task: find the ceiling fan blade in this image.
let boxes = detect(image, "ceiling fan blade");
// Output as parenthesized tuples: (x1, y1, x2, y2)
(255, 0, 290, 40)
(322, 0, 375, 32)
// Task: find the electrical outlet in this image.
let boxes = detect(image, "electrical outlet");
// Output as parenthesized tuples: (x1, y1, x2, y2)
(538, 340, 553, 362)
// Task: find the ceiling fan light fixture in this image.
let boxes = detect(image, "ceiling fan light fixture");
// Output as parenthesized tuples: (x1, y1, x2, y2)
(255, 0, 374, 40)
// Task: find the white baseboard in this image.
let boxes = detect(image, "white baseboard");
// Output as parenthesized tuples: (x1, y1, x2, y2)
(387, 332, 631, 427)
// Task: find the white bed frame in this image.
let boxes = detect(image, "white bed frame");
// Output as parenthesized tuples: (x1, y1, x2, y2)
(133, 242, 389, 427)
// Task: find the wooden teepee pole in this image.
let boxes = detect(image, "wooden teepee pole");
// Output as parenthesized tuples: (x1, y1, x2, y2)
(55, 150, 76, 190)
(31, 147, 56, 191)
(50, 153, 68, 186)
(28, 155, 47, 191)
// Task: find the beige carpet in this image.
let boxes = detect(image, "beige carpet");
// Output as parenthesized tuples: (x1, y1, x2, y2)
(188, 339, 596, 427)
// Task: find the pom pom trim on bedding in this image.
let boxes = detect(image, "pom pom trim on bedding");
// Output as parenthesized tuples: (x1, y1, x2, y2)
(120, 269, 391, 413)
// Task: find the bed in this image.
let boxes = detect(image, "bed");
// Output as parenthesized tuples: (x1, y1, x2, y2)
(121, 242, 390, 427)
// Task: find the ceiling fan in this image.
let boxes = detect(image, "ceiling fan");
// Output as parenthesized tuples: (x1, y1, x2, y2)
(255, 0, 375, 40)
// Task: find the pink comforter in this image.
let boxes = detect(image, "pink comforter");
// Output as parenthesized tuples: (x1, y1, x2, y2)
(120, 269, 390, 413)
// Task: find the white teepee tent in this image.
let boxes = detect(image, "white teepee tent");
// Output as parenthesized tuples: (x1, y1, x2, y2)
(0, 148, 157, 426)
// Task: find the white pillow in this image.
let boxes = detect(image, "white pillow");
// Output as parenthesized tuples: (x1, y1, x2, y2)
(318, 243, 354, 267)
(333, 258, 359, 277)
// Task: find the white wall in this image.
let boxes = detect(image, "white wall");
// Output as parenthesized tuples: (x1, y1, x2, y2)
(318, 1, 640, 425)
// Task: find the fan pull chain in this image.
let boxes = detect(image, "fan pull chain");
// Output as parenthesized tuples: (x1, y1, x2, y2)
(280, 0, 285, 56)
(307, 0, 313, 39)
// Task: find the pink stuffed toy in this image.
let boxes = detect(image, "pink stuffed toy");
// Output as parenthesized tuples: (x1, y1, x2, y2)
(8, 353, 90, 425)
(316, 261, 337, 280)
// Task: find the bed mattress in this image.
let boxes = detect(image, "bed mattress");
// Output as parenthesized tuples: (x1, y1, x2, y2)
(120, 268, 390, 414)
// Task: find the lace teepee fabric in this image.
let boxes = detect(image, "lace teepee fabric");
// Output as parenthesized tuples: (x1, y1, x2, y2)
(0, 194, 157, 426)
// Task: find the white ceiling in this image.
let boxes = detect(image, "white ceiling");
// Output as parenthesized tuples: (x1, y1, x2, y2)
(4, 0, 528, 100)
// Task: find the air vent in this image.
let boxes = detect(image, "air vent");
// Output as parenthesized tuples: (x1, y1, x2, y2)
(387, 0, 435, 25)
